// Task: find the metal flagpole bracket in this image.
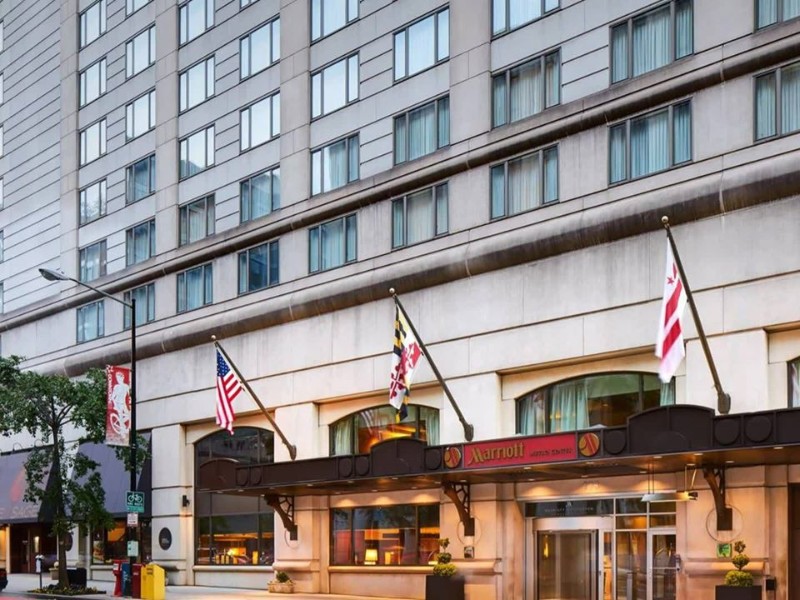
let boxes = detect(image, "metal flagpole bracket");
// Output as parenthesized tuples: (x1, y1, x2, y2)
(265, 494, 298, 541)
(702, 467, 733, 531)
(442, 482, 475, 537)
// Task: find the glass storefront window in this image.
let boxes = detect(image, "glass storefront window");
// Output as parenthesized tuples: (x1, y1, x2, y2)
(330, 404, 439, 455)
(92, 519, 151, 564)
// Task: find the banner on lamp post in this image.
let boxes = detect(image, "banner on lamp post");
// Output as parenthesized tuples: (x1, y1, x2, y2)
(106, 366, 132, 446)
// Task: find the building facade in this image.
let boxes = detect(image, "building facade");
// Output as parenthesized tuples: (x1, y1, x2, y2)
(1, 0, 800, 598)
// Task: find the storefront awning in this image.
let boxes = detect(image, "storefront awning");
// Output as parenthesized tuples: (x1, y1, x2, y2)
(0, 450, 49, 524)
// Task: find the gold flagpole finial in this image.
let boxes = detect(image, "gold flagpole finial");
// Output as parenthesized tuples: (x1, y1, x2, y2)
(388, 287, 396, 296)
(211, 334, 217, 342)
(661, 216, 670, 228)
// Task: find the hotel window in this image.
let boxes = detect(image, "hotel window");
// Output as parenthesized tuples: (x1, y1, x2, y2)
(177, 263, 212, 312)
(311, 0, 357, 41)
(0, 21, 3, 52)
(126, 219, 156, 266)
(179, 0, 214, 44)
(0, 127, 3, 157)
(79, 240, 107, 282)
(610, 0, 692, 84)
(180, 57, 215, 112)
(516, 372, 676, 435)
(790, 357, 800, 407)
(0, 283, 4, 314)
(0, 178, 4, 208)
(392, 183, 448, 249)
(330, 405, 439, 456)
(755, 62, 800, 140)
(311, 134, 359, 195)
(126, 155, 156, 204)
(491, 146, 558, 219)
(126, 26, 156, 78)
(394, 97, 449, 164)
(241, 168, 280, 223)
(240, 19, 280, 79)
(394, 8, 449, 81)
(80, 0, 106, 48)
(0, 73, 3, 104)
(757, 0, 800, 28)
(127, 0, 151, 14)
(195, 427, 275, 566)
(609, 101, 691, 184)
(126, 90, 156, 140)
(80, 179, 107, 225)
(308, 214, 356, 273)
(179, 195, 215, 246)
(492, 0, 559, 36)
(240, 93, 280, 151)
(80, 119, 106, 166)
(179, 126, 215, 179)
(80, 58, 107, 107)
(311, 54, 358, 118)
(238, 240, 279, 294)
(492, 51, 560, 128)
(77, 300, 104, 342)
(241, 0, 255, 6)
(0, 231, 3, 261)
(331, 505, 440, 566)
(123, 283, 155, 329)
(93, 520, 151, 564)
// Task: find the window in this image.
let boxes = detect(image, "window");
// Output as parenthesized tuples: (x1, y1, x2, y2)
(516, 372, 675, 435)
(93, 520, 152, 565)
(79, 240, 107, 282)
(311, 54, 358, 118)
(126, 90, 156, 140)
(238, 240, 279, 294)
(0, 231, 4, 262)
(757, 0, 800, 28)
(123, 283, 155, 329)
(125, 219, 156, 266)
(80, 179, 107, 225)
(0, 178, 4, 208)
(308, 214, 356, 273)
(240, 93, 280, 151)
(80, 0, 106, 48)
(179, 195, 215, 245)
(311, 0, 357, 41)
(0, 127, 3, 157)
(127, 0, 151, 14)
(126, 155, 156, 204)
(394, 8, 449, 80)
(755, 62, 800, 140)
(0, 21, 3, 52)
(241, 168, 280, 222)
(791, 357, 800, 407)
(179, 0, 214, 44)
(177, 263, 212, 312)
(492, 0, 559, 35)
(240, 19, 280, 78)
(77, 300, 104, 342)
(394, 97, 449, 164)
(180, 57, 215, 112)
(490, 146, 558, 218)
(331, 505, 439, 566)
(311, 135, 358, 195)
(126, 26, 156, 78)
(0, 73, 4, 104)
(609, 101, 691, 183)
(80, 119, 107, 166)
(241, 0, 255, 6)
(0, 283, 4, 314)
(330, 405, 439, 455)
(392, 184, 448, 249)
(492, 51, 560, 127)
(179, 126, 215, 178)
(611, 0, 692, 84)
(80, 59, 107, 107)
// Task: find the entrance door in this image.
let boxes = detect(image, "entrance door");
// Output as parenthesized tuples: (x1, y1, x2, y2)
(537, 530, 597, 600)
(649, 531, 677, 600)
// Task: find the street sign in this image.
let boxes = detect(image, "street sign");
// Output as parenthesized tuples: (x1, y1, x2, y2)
(126, 490, 145, 513)
(127, 512, 139, 527)
(127, 541, 139, 557)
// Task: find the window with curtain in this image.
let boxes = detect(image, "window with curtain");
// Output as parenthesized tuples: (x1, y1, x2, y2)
(126, 90, 156, 140)
(241, 167, 280, 222)
(179, 195, 215, 246)
(790, 357, 800, 407)
(77, 300, 104, 343)
(755, 62, 800, 141)
(394, 8, 449, 81)
(331, 505, 440, 566)
(392, 183, 448, 248)
(309, 214, 356, 273)
(180, 56, 215, 112)
(516, 372, 676, 435)
(491, 146, 558, 218)
(330, 404, 440, 456)
(493, 51, 560, 128)
(311, 54, 359, 118)
(240, 93, 280, 150)
(126, 155, 156, 204)
(80, 179, 107, 225)
(609, 101, 691, 184)
(238, 240, 279, 294)
(80, 119, 106, 166)
(80, 0, 106, 48)
(240, 18, 280, 78)
(79, 240, 107, 282)
(177, 263, 213, 312)
(394, 97, 449, 164)
(126, 26, 156, 78)
(126, 219, 156, 266)
(180, 126, 215, 179)
(123, 283, 155, 329)
(179, 0, 214, 45)
(610, 0, 692, 84)
(756, 0, 800, 28)
(311, 134, 359, 195)
(127, 0, 151, 14)
(80, 58, 106, 107)
(311, 0, 358, 41)
(492, 0, 559, 35)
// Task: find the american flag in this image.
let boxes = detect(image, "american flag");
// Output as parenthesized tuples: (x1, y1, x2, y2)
(216, 349, 242, 433)
(656, 240, 688, 383)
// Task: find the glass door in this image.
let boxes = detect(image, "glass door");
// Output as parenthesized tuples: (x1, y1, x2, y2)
(537, 530, 597, 600)
(615, 531, 646, 600)
(649, 531, 677, 600)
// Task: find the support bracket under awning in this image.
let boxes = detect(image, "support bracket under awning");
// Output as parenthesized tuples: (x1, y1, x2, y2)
(442, 482, 475, 536)
(265, 494, 298, 541)
(703, 467, 733, 531)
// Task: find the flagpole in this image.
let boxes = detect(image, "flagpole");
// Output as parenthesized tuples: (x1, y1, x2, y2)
(661, 216, 730, 415)
(389, 289, 475, 442)
(213, 336, 298, 460)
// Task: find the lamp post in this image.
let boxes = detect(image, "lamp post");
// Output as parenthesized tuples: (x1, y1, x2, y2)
(38, 268, 139, 578)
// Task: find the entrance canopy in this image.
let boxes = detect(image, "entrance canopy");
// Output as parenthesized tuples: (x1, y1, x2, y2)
(0, 450, 48, 524)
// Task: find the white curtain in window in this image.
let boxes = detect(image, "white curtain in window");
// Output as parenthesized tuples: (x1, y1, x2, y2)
(419, 406, 439, 445)
(518, 391, 546, 435)
(672, 102, 691, 164)
(392, 200, 405, 247)
(509, 0, 541, 29)
(543, 148, 558, 202)
(186, 267, 204, 310)
(510, 60, 542, 122)
(659, 381, 676, 406)
(632, 7, 669, 77)
(331, 418, 353, 455)
(408, 103, 436, 160)
(492, 77, 507, 127)
(545, 53, 560, 108)
(784, 0, 800, 20)
(549, 381, 589, 432)
(675, 0, 693, 59)
(252, 173, 270, 218)
(507, 153, 540, 214)
(187, 202, 205, 243)
(491, 165, 506, 218)
(406, 189, 435, 245)
(631, 110, 668, 179)
(611, 25, 629, 83)
(321, 219, 344, 271)
(758, 0, 778, 27)
(756, 74, 777, 139)
(609, 124, 627, 183)
(324, 140, 347, 191)
(781, 64, 800, 134)
(791, 359, 800, 407)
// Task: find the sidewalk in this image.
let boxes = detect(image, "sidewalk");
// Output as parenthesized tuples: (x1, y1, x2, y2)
(3, 574, 414, 600)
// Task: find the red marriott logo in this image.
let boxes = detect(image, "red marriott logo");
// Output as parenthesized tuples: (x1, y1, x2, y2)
(463, 434, 577, 469)
(468, 442, 525, 464)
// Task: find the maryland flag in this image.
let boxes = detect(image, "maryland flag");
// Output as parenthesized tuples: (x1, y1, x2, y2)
(389, 305, 423, 419)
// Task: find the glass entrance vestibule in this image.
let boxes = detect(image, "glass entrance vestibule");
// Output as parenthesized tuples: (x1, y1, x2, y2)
(524, 497, 677, 600)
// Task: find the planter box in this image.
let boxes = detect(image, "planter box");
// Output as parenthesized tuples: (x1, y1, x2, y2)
(425, 575, 465, 600)
(715, 585, 762, 600)
(268, 581, 294, 593)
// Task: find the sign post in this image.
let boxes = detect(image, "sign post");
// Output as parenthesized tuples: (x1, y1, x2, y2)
(126, 491, 145, 513)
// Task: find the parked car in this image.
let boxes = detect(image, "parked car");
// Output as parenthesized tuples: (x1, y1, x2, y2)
(0, 566, 7, 590)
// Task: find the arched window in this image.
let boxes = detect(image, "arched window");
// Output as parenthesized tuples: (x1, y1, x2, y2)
(330, 405, 439, 455)
(194, 427, 274, 566)
(790, 357, 800, 407)
(516, 372, 675, 435)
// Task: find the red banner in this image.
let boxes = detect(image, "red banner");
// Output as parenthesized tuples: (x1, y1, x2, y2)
(462, 433, 577, 469)
(106, 366, 131, 446)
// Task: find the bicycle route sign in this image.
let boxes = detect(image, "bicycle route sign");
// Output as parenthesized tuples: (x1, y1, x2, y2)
(126, 491, 145, 513)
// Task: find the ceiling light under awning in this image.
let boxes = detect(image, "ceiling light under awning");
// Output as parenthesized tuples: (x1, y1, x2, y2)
(641, 491, 698, 503)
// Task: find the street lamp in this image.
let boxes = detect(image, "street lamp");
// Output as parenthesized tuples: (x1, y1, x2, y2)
(38, 268, 139, 577)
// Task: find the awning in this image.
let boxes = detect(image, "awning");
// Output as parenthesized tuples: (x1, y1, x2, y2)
(0, 450, 49, 524)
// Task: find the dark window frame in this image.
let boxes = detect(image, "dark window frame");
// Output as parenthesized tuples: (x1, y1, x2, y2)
(123, 282, 156, 329)
(393, 95, 450, 165)
(308, 213, 357, 274)
(490, 145, 559, 219)
(391, 182, 449, 249)
(491, 0, 560, 37)
(491, 49, 561, 128)
(176, 262, 213, 313)
(237, 239, 279, 295)
(393, 7, 450, 82)
(179, 195, 215, 246)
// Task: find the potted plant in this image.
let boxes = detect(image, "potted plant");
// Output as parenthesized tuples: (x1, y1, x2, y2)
(425, 538, 464, 600)
(268, 570, 294, 594)
(715, 540, 761, 600)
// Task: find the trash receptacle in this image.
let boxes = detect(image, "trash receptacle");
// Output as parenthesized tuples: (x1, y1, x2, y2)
(121, 563, 132, 597)
(112, 560, 124, 597)
(67, 567, 87, 587)
(142, 564, 165, 600)
(132, 563, 143, 598)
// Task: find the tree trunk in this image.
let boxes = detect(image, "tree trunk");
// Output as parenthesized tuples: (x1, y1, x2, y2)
(52, 429, 69, 589)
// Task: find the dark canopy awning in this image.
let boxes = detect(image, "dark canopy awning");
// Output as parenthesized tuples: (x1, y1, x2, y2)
(0, 449, 49, 524)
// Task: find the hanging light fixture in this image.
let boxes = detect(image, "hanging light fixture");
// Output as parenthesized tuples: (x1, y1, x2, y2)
(642, 463, 698, 503)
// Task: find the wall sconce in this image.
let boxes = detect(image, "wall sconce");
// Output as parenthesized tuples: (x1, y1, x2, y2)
(182, 495, 190, 508)
(364, 549, 378, 566)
